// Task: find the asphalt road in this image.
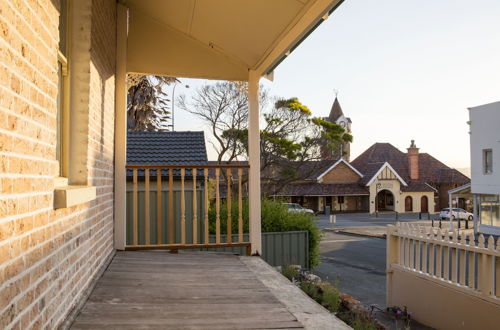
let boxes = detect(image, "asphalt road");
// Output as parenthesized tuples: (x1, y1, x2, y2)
(313, 231, 387, 308)
(315, 212, 436, 230)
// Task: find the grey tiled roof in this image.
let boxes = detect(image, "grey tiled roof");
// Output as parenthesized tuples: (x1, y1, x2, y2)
(127, 131, 208, 165)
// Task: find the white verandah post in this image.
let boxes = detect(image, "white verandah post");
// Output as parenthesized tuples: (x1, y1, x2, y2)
(114, 4, 128, 250)
(248, 70, 262, 255)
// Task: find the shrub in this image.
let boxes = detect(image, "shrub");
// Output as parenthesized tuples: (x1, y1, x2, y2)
(318, 282, 341, 313)
(281, 265, 300, 281)
(208, 198, 321, 268)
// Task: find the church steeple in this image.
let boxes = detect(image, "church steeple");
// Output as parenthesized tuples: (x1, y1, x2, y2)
(321, 96, 353, 161)
(328, 97, 344, 122)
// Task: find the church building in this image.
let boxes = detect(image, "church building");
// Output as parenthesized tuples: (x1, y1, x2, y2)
(274, 98, 470, 214)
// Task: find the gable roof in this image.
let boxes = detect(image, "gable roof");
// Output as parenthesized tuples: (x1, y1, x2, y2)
(365, 162, 408, 186)
(351, 142, 469, 186)
(127, 131, 208, 165)
(317, 158, 363, 181)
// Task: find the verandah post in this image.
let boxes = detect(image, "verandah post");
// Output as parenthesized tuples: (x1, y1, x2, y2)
(248, 70, 262, 255)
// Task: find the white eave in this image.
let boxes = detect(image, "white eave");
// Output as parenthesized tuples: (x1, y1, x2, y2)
(317, 158, 363, 181)
(365, 162, 408, 187)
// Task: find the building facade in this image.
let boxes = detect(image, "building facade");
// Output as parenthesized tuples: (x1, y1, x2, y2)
(275, 141, 469, 214)
(0, 1, 116, 328)
(469, 101, 500, 235)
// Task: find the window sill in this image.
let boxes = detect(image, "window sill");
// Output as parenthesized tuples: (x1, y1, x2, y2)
(54, 185, 96, 209)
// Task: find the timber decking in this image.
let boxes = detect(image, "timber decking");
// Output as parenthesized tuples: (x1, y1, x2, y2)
(70, 251, 304, 329)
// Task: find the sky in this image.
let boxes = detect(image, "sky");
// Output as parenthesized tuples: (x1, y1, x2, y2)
(174, 0, 500, 169)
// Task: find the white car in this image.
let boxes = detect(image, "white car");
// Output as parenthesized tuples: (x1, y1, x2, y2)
(283, 203, 314, 215)
(439, 208, 473, 221)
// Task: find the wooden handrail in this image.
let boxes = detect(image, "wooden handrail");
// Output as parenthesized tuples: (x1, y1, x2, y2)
(125, 164, 249, 169)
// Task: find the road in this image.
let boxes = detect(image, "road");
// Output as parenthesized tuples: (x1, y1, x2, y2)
(313, 213, 435, 308)
(315, 212, 437, 230)
(314, 231, 386, 308)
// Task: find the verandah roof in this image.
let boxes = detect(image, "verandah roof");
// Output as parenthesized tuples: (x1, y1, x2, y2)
(120, 0, 344, 80)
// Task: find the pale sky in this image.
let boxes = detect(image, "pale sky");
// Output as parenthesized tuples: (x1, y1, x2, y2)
(175, 0, 500, 169)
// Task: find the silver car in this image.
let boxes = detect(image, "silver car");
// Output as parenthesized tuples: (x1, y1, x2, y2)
(283, 203, 314, 214)
(439, 208, 473, 220)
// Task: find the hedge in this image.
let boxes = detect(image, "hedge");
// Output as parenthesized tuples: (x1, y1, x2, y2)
(208, 198, 321, 268)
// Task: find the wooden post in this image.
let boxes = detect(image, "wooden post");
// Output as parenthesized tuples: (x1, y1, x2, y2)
(145, 169, 150, 245)
(215, 168, 220, 244)
(168, 168, 174, 244)
(238, 168, 243, 243)
(248, 70, 262, 255)
(429, 243, 435, 276)
(227, 168, 232, 243)
(133, 168, 138, 245)
(386, 226, 398, 307)
(204, 168, 209, 244)
(157, 168, 162, 244)
(180, 168, 186, 244)
(113, 4, 128, 250)
(192, 168, 197, 244)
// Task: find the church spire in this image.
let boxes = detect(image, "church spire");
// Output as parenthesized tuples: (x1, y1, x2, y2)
(328, 96, 344, 122)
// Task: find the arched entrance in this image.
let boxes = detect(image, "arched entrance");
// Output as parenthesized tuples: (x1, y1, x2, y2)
(421, 196, 428, 213)
(405, 196, 413, 212)
(376, 189, 395, 211)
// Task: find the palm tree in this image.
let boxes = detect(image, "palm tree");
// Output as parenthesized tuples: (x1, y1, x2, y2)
(127, 75, 177, 131)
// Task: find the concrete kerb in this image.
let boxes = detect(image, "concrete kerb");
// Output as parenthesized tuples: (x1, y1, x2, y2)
(323, 227, 387, 239)
(240, 256, 352, 330)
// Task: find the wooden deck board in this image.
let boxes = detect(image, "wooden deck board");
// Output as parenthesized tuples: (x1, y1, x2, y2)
(70, 251, 304, 329)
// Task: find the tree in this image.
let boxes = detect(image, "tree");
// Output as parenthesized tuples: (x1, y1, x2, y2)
(182, 81, 352, 195)
(178, 81, 267, 163)
(233, 97, 353, 195)
(127, 75, 177, 131)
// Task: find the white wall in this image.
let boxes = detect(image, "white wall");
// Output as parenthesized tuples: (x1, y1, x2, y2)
(469, 101, 500, 195)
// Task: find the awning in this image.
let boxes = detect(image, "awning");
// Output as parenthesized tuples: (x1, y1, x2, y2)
(120, 0, 344, 80)
(448, 183, 472, 199)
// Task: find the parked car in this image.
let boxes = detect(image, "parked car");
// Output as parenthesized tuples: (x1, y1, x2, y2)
(283, 203, 314, 214)
(439, 208, 473, 220)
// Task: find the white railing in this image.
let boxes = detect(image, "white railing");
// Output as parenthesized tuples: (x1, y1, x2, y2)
(387, 223, 500, 302)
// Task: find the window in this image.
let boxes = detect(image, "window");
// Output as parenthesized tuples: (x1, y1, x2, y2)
(483, 149, 493, 174)
(57, 0, 70, 177)
(479, 195, 500, 227)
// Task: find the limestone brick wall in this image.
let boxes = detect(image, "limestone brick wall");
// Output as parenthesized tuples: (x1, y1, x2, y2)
(0, 1, 116, 329)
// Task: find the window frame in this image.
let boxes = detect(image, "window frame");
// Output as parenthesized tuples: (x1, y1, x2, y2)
(57, 0, 71, 180)
(483, 148, 493, 175)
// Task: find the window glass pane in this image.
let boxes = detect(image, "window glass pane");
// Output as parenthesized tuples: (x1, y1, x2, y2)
(57, 61, 63, 173)
(483, 149, 493, 174)
(492, 202, 500, 227)
(480, 202, 491, 225)
(59, 0, 68, 56)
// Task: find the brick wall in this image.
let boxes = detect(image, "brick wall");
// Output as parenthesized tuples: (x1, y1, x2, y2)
(0, 1, 116, 329)
(321, 162, 360, 183)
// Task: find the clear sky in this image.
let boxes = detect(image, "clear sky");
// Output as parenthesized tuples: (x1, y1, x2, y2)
(174, 0, 500, 169)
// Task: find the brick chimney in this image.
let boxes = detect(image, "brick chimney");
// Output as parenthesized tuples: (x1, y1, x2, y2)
(407, 140, 419, 180)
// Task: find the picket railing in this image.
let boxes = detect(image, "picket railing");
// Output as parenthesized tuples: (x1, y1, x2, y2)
(125, 164, 250, 254)
(387, 223, 500, 302)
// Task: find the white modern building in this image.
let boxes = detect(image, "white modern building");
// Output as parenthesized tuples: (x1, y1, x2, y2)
(469, 101, 500, 235)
